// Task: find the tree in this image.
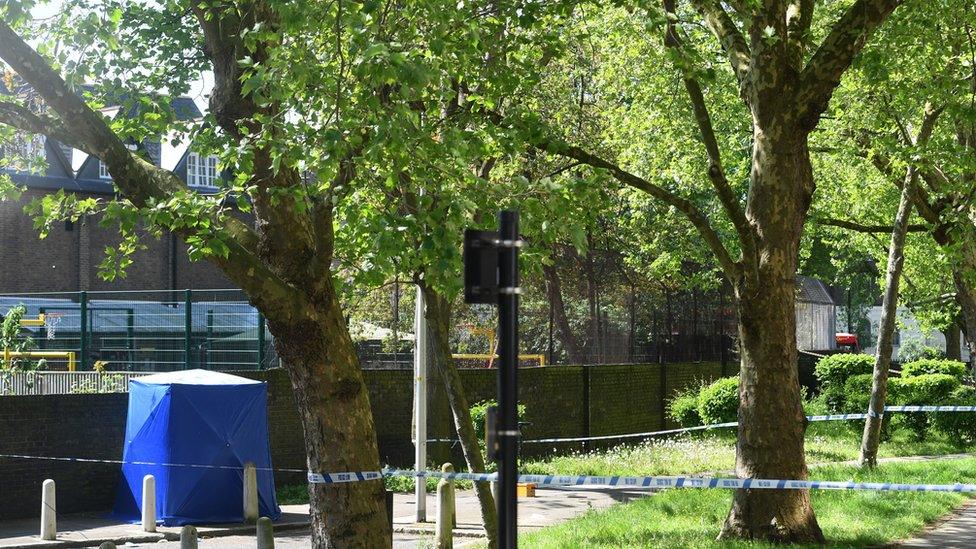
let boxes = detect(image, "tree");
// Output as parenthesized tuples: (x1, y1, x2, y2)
(0, 1, 537, 545)
(499, 0, 904, 540)
(859, 103, 940, 467)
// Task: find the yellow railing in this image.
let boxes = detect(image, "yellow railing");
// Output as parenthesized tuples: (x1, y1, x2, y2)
(451, 353, 546, 367)
(2, 350, 77, 371)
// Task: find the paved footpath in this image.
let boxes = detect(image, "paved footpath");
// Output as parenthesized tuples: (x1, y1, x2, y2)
(0, 487, 639, 548)
(899, 499, 976, 548)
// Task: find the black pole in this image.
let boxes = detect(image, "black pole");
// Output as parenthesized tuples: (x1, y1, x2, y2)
(497, 210, 519, 549)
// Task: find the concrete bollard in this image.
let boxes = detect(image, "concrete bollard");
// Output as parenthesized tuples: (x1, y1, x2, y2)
(243, 462, 258, 523)
(40, 479, 56, 540)
(98, 543, 117, 549)
(180, 525, 198, 549)
(256, 516, 274, 549)
(142, 475, 157, 532)
(435, 463, 455, 549)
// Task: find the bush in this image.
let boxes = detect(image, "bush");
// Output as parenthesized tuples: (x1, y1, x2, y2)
(897, 337, 945, 363)
(890, 374, 961, 440)
(668, 390, 702, 427)
(815, 354, 875, 411)
(470, 399, 526, 442)
(842, 373, 897, 439)
(931, 386, 976, 446)
(697, 377, 739, 425)
(901, 358, 968, 381)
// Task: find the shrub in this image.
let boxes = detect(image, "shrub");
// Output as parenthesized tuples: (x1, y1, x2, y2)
(470, 399, 526, 442)
(897, 337, 945, 363)
(697, 377, 739, 425)
(815, 354, 875, 411)
(842, 373, 897, 439)
(931, 386, 976, 446)
(901, 358, 968, 381)
(668, 390, 702, 427)
(890, 374, 961, 440)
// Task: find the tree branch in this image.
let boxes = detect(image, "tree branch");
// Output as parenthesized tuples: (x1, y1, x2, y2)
(532, 137, 740, 282)
(0, 17, 307, 320)
(665, 0, 755, 267)
(0, 101, 93, 154)
(689, 0, 751, 87)
(795, 0, 903, 131)
(815, 217, 928, 233)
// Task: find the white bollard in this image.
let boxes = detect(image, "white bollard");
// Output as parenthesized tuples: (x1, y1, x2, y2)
(256, 516, 275, 549)
(435, 463, 455, 549)
(243, 462, 258, 523)
(180, 525, 198, 549)
(142, 475, 157, 532)
(40, 479, 56, 541)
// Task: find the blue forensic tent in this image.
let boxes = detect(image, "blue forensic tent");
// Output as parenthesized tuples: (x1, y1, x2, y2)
(113, 369, 281, 525)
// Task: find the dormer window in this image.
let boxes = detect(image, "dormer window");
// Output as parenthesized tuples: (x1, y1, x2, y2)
(187, 152, 219, 187)
(98, 160, 112, 179)
(2, 133, 46, 172)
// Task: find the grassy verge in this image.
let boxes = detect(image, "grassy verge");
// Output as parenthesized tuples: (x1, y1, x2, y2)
(522, 419, 976, 477)
(520, 458, 976, 548)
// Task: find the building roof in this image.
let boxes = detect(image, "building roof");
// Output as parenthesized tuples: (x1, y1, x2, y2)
(796, 275, 836, 305)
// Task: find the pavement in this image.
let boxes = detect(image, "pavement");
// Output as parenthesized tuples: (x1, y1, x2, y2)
(0, 487, 638, 548)
(898, 498, 976, 548)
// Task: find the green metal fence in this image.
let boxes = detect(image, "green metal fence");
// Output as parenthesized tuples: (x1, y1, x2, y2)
(0, 289, 273, 372)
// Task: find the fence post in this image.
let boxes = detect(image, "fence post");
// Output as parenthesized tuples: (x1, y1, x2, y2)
(142, 474, 156, 532)
(79, 291, 88, 371)
(257, 312, 266, 370)
(243, 462, 258, 522)
(435, 463, 455, 549)
(40, 479, 56, 540)
(184, 289, 192, 370)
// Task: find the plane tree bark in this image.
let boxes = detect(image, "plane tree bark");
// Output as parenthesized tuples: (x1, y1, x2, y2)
(515, 0, 903, 541)
(859, 102, 941, 468)
(0, 8, 389, 547)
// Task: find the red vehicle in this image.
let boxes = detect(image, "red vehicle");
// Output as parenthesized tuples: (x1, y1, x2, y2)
(835, 333, 860, 352)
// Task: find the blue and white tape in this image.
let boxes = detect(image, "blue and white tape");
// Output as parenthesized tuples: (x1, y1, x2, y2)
(516, 406, 976, 445)
(306, 468, 976, 494)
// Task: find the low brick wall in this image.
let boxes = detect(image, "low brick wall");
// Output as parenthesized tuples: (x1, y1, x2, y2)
(0, 361, 728, 519)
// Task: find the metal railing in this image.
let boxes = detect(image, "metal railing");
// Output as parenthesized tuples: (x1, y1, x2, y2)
(0, 371, 148, 395)
(0, 289, 272, 372)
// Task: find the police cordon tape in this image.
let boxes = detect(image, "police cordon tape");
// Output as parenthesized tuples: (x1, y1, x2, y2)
(423, 405, 976, 445)
(5, 452, 976, 494)
(309, 469, 976, 494)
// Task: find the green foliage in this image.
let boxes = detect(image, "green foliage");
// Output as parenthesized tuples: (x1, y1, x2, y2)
(815, 354, 875, 412)
(68, 373, 127, 394)
(931, 386, 976, 447)
(667, 389, 702, 428)
(890, 374, 961, 440)
(1, 305, 42, 370)
(696, 377, 738, 425)
(901, 359, 968, 381)
(470, 399, 527, 443)
(897, 339, 947, 363)
(841, 373, 877, 415)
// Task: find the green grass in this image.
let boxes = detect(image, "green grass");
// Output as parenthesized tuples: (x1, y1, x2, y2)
(519, 458, 976, 548)
(521, 419, 975, 478)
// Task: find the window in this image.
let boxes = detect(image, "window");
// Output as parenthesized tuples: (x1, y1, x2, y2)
(186, 152, 219, 187)
(2, 133, 46, 172)
(99, 160, 111, 179)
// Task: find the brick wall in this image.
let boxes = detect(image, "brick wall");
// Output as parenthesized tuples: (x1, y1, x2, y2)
(0, 362, 725, 519)
(0, 189, 237, 293)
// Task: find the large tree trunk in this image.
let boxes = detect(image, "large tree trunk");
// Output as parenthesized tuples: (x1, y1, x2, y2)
(268, 283, 390, 548)
(859, 165, 917, 467)
(421, 284, 499, 547)
(542, 262, 585, 364)
(953, 263, 976, 371)
(719, 131, 824, 543)
(945, 322, 962, 361)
